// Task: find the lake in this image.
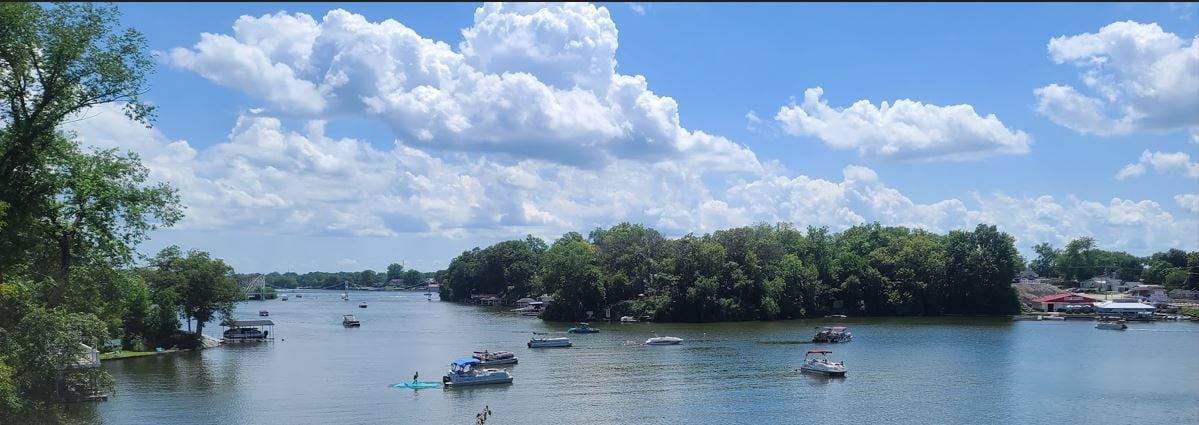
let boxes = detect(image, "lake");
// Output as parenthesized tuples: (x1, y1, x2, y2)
(62, 290, 1199, 424)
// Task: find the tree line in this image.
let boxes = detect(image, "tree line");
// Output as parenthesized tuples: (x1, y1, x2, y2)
(1029, 238, 1198, 289)
(249, 264, 433, 290)
(441, 222, 1026, 322)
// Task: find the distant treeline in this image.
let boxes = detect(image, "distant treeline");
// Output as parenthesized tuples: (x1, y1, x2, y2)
(244, 264, 436, 289)
(1029, 239, 1198, 288)
(441, 222, 1028, 322)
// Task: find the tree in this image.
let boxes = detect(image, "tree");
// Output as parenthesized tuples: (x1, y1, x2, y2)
(1029, 243, 1059, 278)
(0, 2, 156, 277)
(35, 147, 181, 306)
(402, 269, 423, 287)
(144, 247, 239, 344)
(386, 263, 404, 281)
(540, 233, 604, 321)
(357, 269, 378, 287)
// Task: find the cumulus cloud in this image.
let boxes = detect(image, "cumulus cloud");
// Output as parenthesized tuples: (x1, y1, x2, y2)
(166, 4, 760, 173)
(1176, 194, 1199, 213)
(1035, 21, 1199, 136)
(68, 104, 1199, 256)
(1115, 150, 1199, 180)
(773, 87, 1032, 161)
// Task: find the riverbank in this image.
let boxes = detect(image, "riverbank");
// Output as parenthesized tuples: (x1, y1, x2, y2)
(100, 335, 222, 362)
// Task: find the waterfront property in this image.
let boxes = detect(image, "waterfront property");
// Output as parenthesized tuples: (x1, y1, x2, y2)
(221, 319, 275, 342)
(1034, 293, 1102, 312)
(1094, 299, 1156, 319)
(1126, 285, 1168, 304)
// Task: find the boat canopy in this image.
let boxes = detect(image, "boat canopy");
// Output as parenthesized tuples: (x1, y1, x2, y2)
(453, 357, 481, 367)
(807, 349, 833, 354)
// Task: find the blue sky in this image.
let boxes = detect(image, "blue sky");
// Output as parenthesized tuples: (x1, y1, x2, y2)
(69, 2, 1198, 273)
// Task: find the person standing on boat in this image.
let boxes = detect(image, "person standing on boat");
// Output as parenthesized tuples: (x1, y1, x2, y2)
(413, 371, 419, 383)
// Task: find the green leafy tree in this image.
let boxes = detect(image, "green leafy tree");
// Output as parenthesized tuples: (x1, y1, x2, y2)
(402, 269, 423, 287)
(1029, 243, 1059, 278)
(145, 247, 239, 344)
(386, 263, 404, 281)
(0, 2, 156, 277)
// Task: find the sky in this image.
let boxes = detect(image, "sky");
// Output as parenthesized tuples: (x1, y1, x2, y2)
(64, 2, 1199, 274)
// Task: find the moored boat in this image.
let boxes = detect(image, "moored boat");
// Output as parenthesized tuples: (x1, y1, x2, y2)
(527, 334, 572, 348)
(800, 349, 847, 377)
(259, 310, 269, 317)
(620, 316, 639, 323)
(567, 322, 600, 333)
(359, 302, 368, 308)
(442, 358, 513, 387)
(472, 350, 518, 366)
(812, 326, 852, 343)
(343, 314, 361, 327)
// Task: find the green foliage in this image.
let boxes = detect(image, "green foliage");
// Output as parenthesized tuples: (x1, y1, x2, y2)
(143, 246, 239, 343)
(386, 263, 404, 281)
(446, 222, 1039, 322)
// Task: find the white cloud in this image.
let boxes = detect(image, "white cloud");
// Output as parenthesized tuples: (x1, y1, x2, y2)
(1115, 149, 1199, 179)
(70, 105, 1199, 258)
(1176, 194, 1199, 213)
(1035, 21, 1199, 136)
(628, 3, 646, 15)
(774, 87, 1032, 161)
(166, 4, 761, 173)
(745, 110, 761, 131)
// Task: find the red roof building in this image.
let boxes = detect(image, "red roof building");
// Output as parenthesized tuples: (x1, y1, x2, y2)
(1034, 293, 1102, 312)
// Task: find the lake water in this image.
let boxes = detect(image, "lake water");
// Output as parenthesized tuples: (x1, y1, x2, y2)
(62, 290, 1199, 424)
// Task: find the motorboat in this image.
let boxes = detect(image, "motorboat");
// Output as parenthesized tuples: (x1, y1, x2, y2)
(223, 327, 267, 341)
(342, 314, 361, 327)
(442, 358, 513, 387)
(281, 294, 288, 301)
(258, 310, 269, 317)
(800, 349, 847, 377)
(1096, 319, 1127, 330)
(295, 293, 302, 298)
(359, 302, 368, 308)
(620, 316, 639, 323)
(812, 326, 852, 343)
(645, 334, 683, 345)
(527, 334, 572, 348)
(472, 350, 518, 366)
(567, 322, 600, 333)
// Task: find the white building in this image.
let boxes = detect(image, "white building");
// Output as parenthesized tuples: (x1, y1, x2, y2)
(1094, 299, 1156, 315)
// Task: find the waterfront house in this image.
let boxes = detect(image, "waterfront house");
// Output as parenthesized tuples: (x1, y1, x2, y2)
(1126, 285, 1168, 303)
(470, 294, 503, 306)
(515, 297, 537, 307)
(1080, 276, 1124, 292)
(1034, 293, 1102, 312)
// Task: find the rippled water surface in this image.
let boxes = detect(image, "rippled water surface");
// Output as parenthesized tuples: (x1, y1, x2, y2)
(63, 291, 1199, 424)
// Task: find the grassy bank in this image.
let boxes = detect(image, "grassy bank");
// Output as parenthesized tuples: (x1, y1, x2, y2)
(100, 350, 171, 361)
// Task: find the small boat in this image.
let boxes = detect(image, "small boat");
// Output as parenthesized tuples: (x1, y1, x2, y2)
(800, 349, 847, 377)
(259, 310, 269, 317)
(812, 326, 852, 343)
(223, 327, 267, 341)
(281, 294, 288, 301)
(1096, 319, 1127, 330)
(527, 334, 572, 348)
(825, 314, 847, 318)
(343, 314, 361, 327)
(473, 350, 518, 366)
(645, 334, 683, 345)
(567, 322, 600, 333)
(359, 302, 368, 308)
(295, 293, 302, 298)
(442, 358, 513, 387)
(619, 316, 639, 323)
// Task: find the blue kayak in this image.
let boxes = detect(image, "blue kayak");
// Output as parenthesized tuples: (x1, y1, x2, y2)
(393, 381, 440, 388)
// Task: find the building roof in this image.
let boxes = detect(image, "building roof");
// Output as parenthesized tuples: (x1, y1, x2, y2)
(1035, 293, 1102, 303)
(1095, 301, 1155, 310)
(226, 319, 274, 327)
